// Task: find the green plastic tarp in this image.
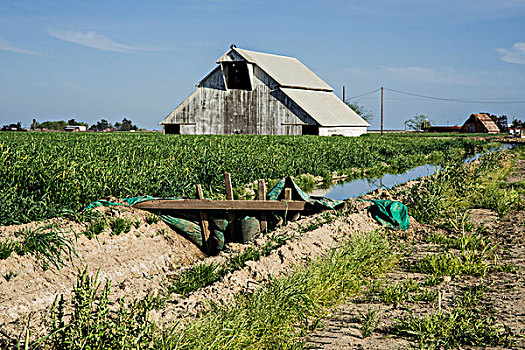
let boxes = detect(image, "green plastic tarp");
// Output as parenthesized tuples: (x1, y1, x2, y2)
(364, 199, 410, 231)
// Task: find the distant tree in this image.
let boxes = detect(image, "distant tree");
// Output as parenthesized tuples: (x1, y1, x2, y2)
(497, 115, 508, 132)
(39, 120, 68, 130)
(67, 118, 89, 127)
(2, 122, 24, 131)
(89, 119, 113, 131)
(115, 118, 138, 131)
(404, 114, 431, 131)
(511, 118, 525, 128)
(345, 102, 373, 122)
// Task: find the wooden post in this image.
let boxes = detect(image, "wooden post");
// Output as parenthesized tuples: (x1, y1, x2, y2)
(284, 188, 292, 200)
(224, 173, 237, 241)
(381, 86, 384, 137)
(196, 184, 212, 254)
(258, 179, 267, 232)
(342, 85, 345, 102)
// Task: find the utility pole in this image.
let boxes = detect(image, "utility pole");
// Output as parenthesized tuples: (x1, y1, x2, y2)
(381, 86, 384, 137)
(342, 85, 345, 102)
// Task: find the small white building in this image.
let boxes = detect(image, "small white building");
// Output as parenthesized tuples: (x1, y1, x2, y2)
(64, 125, 87, 132)
(160, 47, 369, 136)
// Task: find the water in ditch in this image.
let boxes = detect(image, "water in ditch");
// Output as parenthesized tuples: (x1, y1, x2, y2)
(310, 143, 516, 201)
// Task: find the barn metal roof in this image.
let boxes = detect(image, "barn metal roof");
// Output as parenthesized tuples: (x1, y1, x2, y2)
(280, 88, 370, 127)
(218, 48, 333, 91)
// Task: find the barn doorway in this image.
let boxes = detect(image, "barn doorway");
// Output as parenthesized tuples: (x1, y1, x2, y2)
(301, 125, 319, 135)
(164, 124, 181, 134)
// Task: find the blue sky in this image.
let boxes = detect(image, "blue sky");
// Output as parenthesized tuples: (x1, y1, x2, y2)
(1, 0, 524, 130)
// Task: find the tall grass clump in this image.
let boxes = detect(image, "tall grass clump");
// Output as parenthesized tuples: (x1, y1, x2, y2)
(15, 226, 75, 269)
(162, 231, 396, 349)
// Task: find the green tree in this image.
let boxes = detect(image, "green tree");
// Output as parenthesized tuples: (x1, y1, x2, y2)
(115, 118, 138, 131)
(345, 102, 373, 122)
(404, 115, 431, 131)
(89, 119, 113, 131)
(39, 120, 68, 130)
(67, 118, 89, 127)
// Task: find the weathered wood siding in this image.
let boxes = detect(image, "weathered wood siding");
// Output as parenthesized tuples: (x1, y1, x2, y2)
(163, 57, 318, 135)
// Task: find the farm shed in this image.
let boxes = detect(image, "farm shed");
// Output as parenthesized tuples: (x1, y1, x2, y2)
(64, 125, 87, 132)
(461, 113, 500, 133)
(160, 47, 370, 136)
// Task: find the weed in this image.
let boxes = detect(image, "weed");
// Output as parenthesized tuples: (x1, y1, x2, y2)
(0, 239, 16, 260)
(84, 219, 105, 239)
(4, 271, 17, 281)
(17, 226, 75, 269)
(412, 252, 489, 277)
(145, 214, 160, 225)
(424, 275, 444, 287)
(34, 269, 160, 349)
(133, 218, 141, 229)
(169, 263, 222, 296)
(359, 308, 380, 338)
(110, 217, 131, 235)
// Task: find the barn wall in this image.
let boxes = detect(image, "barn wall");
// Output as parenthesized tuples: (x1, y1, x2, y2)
(163, 63, 317, 135)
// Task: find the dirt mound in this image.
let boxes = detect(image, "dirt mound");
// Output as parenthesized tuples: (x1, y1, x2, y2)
(0, 205, 205, 335)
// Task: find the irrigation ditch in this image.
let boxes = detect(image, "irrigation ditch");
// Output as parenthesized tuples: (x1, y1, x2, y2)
(0, 143, 524, 349)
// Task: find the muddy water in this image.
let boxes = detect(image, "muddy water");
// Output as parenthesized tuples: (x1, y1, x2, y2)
(310, 143, 515, 201)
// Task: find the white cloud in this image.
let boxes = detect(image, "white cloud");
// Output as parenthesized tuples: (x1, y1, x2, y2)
(496, 42, 525, 65)
(0, 38, 42, 56)
(49, 30, 149, 53)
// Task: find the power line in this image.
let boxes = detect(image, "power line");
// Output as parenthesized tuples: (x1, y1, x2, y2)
(383, 87, 525, 104)
(346, 88, 381, 100)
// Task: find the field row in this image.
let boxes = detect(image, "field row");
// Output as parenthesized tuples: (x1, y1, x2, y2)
(0, 132, 488, 225)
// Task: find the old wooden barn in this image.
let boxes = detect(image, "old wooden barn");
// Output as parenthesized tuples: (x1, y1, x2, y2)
(461, 113, 500, 133)
(160, 47, 370, 136)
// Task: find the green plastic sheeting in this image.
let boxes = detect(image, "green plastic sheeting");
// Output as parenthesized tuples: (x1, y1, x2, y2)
(364, 199, 410, 231)
(267, 177, 344, 210)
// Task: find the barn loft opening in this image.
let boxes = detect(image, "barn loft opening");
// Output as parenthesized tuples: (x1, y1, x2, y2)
(221, 61, 254, 90)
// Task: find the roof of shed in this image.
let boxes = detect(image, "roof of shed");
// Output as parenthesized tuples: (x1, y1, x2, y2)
(218, 48, 333, 91)
(280, 88, 370, 127)
(469, 113, 500, 133)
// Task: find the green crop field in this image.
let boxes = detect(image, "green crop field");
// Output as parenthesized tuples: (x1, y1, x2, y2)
(0, 132, 489, 225)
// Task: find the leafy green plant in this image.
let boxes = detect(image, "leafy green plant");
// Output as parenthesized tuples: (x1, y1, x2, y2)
(0, 239, 16, 260)
(110, 218, 131, 235)
(359, 308, 380, 338)
(84, 219, 106, 239)
(170, 262, 222, 296)
(34, 269, 161, 349)
(145, 213, 160, 225)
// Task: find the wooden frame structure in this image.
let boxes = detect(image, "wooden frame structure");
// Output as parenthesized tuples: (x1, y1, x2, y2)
(132, 173, 306, 253)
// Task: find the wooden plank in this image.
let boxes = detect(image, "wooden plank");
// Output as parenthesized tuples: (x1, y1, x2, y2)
(133, 199, 306, 211)
(196, 184, 212, 254)
(224, 172, 236, 242)
(258, 179, 267, 232)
